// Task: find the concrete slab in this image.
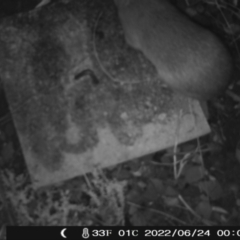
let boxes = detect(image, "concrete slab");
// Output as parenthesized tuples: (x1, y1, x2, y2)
(0, 0, 210, 188)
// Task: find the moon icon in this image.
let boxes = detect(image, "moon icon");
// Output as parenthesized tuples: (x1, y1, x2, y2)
(61, 228, 67, 239)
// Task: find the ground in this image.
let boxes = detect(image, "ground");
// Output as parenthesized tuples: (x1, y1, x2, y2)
(0, 0, 240, 232)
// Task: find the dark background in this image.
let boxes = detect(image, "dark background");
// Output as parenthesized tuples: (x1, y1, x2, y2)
(0, 0, 54, 18)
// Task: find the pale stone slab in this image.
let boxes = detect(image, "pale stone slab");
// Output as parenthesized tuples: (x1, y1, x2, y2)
(0, 0, 210, 187)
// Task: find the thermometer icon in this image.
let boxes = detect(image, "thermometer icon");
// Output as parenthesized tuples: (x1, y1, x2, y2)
(82, 228, 90, 239)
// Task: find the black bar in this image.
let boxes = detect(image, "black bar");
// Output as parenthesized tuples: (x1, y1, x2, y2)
(7, 226, 240, 240)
